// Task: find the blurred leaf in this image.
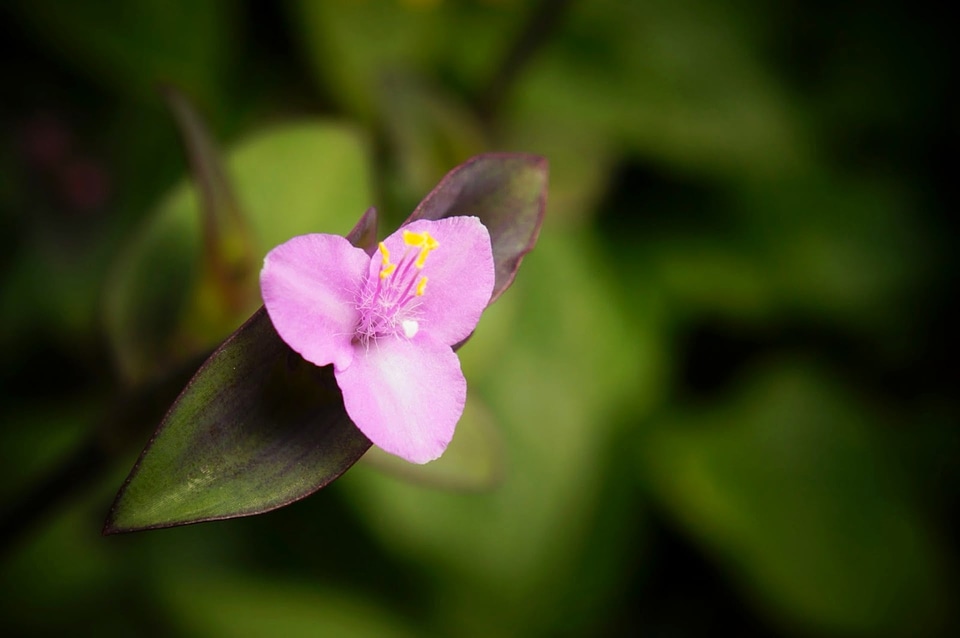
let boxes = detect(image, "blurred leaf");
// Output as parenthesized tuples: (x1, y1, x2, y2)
(735, 174, 929, 335)
(161, 572, 418, 638)
(0, 403, 93, 504)
(102, 307, 372, 533)
(0, 233, 111, 348)
(7, 0, 231, 106)
(288, 0, 525, 118)
(162, 89, 255, 264)
(650, 236, 775, 321)
(360, 395, 504, 491)
(379, 74, 488, 212)
(0, 479, 148, 635)
(639, 363, 948, 635)
(498, 118, 615, 229)
(505, 0, 806, 175)
(163, 88, 261, 355)
(644, 172, 930, 337)
(105, 121, 374, 383)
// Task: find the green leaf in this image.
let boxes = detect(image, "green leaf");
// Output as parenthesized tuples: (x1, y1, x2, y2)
(505, 0, 806, 175)
(102, 307, 372, 533)
(378, 74, 488, 213)
(105, 119, 373, 383)
(359, 395, 504, 491)
(160, 572, 418, 638)
(639, 363, 948, 635)
(644, 172, 929, 335)
(162, 87, 261, 355)
(499, 118, 616, 229)
(288, 0, 524, 118)
(734, 173, 928, 334)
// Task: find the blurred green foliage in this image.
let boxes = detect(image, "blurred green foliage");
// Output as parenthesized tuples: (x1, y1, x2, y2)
(106, 120, 373, 382)
(0, 1, 955, 637)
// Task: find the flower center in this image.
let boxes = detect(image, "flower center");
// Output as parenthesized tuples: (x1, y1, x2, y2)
(353, 229, 439, 345)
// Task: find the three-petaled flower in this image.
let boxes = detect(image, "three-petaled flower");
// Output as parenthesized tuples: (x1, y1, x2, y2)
(260, 216, 495, 464)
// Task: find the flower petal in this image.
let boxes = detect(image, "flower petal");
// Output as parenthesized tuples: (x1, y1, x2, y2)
(336, 335, 466, 464)
(378, 216, 495, 346)
(260, 233, 368, 370)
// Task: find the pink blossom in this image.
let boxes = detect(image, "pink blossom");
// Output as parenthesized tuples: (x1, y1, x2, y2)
(260, 216, 494, 463)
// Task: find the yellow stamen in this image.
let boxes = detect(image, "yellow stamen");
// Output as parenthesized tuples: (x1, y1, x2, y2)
(403, 230, 426, 247)
(408, 231, 438, 269)
(380, 263, 396, 279)
(416, 276, 428, 296)
(403, 230, 439, 250)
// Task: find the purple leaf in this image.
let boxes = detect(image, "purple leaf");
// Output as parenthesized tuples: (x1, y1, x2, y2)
(102, 306, 372, 533)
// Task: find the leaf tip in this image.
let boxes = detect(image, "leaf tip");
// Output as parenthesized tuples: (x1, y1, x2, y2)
(346, 206, 379, 254)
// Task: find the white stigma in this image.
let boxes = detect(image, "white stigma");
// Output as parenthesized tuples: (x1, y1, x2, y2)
(402, 319, 419, 338)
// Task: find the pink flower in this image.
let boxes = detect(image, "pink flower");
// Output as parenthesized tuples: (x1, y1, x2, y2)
(260, 216, 495, 464)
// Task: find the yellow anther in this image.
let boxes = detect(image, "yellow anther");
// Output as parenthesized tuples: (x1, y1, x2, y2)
(403, 230, 426, 247)
(379, 263, 396, 279)
(378, 242, 391, 265)
(415, 248, 432, 269)
(416, 276, 428, 296)
(403, 230, 439, 249)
